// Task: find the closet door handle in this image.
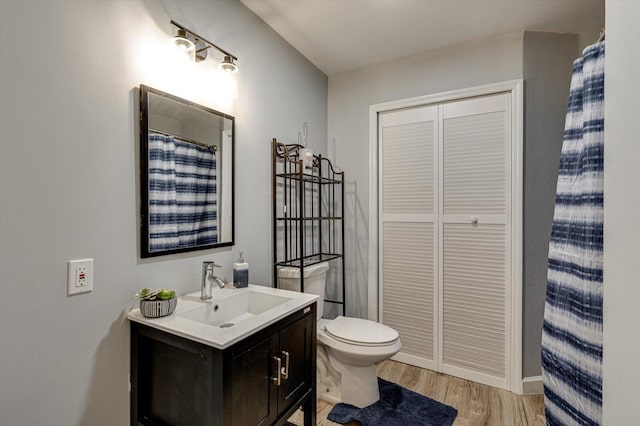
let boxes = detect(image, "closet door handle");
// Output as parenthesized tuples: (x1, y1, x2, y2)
(471, 216, 479, 225)
(280, 351, 290, 380)
(271, 356, 282, 386)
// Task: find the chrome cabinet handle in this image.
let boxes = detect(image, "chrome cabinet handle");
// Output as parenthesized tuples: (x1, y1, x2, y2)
(281, 351, 290, 380)
(272, 356, 282, 386)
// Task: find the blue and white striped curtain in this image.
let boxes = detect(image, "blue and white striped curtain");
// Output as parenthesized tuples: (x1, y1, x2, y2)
(542, 42, 604, 425)
(148, 133, 218, 252)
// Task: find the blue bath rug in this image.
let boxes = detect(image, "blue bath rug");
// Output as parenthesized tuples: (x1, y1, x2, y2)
(327, 378, 457, 426)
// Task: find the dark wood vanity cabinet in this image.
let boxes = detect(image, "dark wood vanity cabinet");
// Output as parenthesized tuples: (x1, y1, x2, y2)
(131, 303, 316, 426)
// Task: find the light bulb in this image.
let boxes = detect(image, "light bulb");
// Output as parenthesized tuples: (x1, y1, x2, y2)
(172, 29, 195, 61)
(218, 55, 238, 73)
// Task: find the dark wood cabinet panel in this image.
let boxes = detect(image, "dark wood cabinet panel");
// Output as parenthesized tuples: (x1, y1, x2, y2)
(278, 312, 314, 412)
(131, 302, 316, 426)
(147, 338, 213, 425)
(231, 334, 279, 426)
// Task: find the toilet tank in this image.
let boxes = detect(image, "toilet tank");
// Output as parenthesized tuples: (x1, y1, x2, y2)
(278, 262, 329, 320)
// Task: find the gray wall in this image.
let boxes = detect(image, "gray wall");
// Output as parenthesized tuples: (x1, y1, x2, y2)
(522, 32, 578, 377)
(328, 32, 525, 320)
(0, 0, 327, 424)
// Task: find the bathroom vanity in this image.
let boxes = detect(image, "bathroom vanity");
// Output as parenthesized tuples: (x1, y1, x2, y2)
(128, 286, 318, 426)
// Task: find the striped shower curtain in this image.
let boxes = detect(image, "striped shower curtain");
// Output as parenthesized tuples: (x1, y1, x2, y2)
(542, 42, 604, 425)
(148, 133, 218, 252)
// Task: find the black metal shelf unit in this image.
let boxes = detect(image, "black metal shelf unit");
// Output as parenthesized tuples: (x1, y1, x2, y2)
(272, 139, 345, 316)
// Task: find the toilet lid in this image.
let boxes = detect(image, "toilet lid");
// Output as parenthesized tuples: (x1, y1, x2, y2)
(324, 316, 399, 347)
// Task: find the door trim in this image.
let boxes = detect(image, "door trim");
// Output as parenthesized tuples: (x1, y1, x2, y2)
(368, 80, 524, 393)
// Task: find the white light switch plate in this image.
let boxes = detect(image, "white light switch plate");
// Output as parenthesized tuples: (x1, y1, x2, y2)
(67, 259, 93, 295)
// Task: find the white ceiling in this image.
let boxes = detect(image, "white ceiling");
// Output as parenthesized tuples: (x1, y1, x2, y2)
(240, 0, 605, 75)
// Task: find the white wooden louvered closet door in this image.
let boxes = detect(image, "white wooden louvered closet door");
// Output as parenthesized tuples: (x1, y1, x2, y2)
(378, 92, 513, 390)
(440, 93, 511, 389)
(379, 106, 438, 370)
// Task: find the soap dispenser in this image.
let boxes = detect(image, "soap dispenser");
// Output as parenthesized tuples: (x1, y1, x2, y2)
(233, 251, 249, 288)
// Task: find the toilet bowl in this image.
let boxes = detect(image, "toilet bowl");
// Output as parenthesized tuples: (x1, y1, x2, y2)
(278, 262, 401, 408)
(317, 316, 401, 407)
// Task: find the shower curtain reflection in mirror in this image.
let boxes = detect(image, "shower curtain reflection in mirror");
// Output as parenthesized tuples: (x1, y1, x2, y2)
(148, 132, 218, 252)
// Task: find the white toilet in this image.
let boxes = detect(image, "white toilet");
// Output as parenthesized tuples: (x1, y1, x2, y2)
(278, 262, 401, 408)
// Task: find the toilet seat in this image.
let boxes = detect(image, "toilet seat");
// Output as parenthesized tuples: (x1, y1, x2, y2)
(323, 316, 399, 347)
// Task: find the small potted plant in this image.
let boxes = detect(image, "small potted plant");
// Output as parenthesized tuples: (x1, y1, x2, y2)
(135, 287, 177, 318)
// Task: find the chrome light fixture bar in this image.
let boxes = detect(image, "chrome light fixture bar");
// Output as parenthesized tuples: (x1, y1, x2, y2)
(170, 20, 238, 72)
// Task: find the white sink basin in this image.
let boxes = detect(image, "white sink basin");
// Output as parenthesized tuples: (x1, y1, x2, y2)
(177, 290, 293, 327)
(127, 285, 318, 349)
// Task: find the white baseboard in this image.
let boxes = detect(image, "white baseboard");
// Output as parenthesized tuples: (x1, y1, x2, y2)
(522, 375, 543, 395)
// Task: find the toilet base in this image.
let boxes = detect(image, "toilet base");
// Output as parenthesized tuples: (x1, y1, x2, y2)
(318, 383, 341, 405)
(317, 344, 342, 404)
(319, 344, 381, 408)
(338, 363, 380, 408)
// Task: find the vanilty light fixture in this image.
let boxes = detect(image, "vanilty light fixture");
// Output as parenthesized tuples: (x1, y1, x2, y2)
(170, 20, 238, 73)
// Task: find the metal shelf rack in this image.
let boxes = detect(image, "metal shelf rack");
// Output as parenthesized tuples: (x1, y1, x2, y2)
(271, 139, 345, 316)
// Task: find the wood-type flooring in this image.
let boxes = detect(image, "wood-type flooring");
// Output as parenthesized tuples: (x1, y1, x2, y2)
(288, 359, 545, 426)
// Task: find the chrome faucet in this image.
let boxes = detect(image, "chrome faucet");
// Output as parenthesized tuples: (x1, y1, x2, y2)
(201, 261, 224, 300)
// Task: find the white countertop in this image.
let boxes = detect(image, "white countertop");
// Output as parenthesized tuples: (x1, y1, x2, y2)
(127, 284, 318, 349)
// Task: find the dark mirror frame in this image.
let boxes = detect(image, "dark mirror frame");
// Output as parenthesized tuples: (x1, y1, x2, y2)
(139, 85, 235, 258)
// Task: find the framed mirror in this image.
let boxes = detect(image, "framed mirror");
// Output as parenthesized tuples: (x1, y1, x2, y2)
(140, 85, 234, 258)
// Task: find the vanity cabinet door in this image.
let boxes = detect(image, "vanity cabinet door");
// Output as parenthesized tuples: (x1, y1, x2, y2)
(230, 309, 315, 425)
(277, 311, 314, 415)
(230, 334, 279, 426)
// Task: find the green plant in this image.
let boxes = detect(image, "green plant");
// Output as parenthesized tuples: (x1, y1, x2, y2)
(135, 288, 176, 301)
